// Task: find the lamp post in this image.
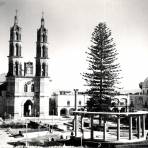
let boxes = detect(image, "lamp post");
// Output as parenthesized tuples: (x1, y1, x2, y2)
(25, 120, 28, 147)
(74, 89, 79, 110)
(74, 89, 79, 137)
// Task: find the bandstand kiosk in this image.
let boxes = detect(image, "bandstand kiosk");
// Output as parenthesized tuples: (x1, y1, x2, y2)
(73, 110, 148, 143)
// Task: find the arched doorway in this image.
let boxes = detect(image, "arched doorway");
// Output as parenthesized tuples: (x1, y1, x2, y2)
(60, 108, 68, 116)
(24, 100, 33, 117)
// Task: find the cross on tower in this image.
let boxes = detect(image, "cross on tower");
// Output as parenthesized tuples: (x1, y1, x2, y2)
(42, 11, 44, 19)
(14, 9, 18, 25)
(41, 11, 45, 26)
(16, 9, 18, 17)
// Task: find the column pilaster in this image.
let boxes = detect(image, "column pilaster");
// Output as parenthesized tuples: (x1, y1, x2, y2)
(103, 119, 106, 141)
(129, 116, 132, 140)
(142, 115, 145, 137)
(90, 115, 94, 140)
(138, 115, 141, 139)
(117, 115, 120, 141)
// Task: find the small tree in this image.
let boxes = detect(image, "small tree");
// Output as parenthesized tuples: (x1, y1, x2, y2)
(83, 23, 121, 112)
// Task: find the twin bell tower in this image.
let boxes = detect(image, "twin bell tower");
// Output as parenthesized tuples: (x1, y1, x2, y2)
(5, 11, 51, 118)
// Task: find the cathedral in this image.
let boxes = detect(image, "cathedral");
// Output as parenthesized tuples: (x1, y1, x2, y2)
(0, 13, 51, 118)
(0, 13, 88, 119)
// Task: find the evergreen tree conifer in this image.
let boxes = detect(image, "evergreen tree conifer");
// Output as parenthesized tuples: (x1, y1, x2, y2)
(83, 23, 121, 112)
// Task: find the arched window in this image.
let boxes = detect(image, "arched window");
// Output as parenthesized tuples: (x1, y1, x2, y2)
(60, 108, 67, 116)
(42, 63, 46, 76)
(10, 44, 14, 56)
(16, 32, 19, 40)
(42, 45, 47, 58)
(16, 44, 19, 56)
(19, 63, 22, 76)
(79, 101, 81, 106)
(10, 31, 13, 40)
(15, 62, 19, 75)
(19, 46, 21, 56)
(67, 101, 70, 106)
(9, 61, 13, 75)
(13, 31, 16, 40)
(37, 45, 41, 57)
(40, 34, 43, 42)
(31, 84, 34, 92)
(43, 34, 47, 42)
(24, 84, 28, 92)
(42, 46, 45, 57)
(45, 65, 48, 76)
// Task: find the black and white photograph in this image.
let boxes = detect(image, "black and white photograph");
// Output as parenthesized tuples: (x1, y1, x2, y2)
(0, 0, 148, 147)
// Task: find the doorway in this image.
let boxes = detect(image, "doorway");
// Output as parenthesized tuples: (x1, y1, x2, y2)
(24, 100, 33, 117)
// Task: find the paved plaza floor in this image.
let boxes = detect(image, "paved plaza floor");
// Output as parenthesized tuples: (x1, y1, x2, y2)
(0, 128, 148, 147)
(0, 128, 14, 148)
(0, 116, 148, 147)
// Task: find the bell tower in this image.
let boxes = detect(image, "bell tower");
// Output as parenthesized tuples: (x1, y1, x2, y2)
(36, 12, 48, 77)
(5, 11, 24, 118)
(34, 13, 50, 117)
(7, 10, 22, 77)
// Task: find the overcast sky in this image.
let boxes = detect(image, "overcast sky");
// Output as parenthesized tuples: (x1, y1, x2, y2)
(0, 0, 148, 91)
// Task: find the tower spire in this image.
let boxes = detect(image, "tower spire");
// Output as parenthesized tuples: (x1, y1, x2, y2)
(14, 9, 18, 25)
(8, 11, 22, 77)
(41, 11, 45, 27)
(36, 12, 48, 77)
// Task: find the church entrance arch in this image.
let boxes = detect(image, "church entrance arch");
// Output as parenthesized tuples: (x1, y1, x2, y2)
(24, 100, 33, 117)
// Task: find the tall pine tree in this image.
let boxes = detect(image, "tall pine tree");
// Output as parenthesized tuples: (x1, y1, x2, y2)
(83, 23, 121, 112)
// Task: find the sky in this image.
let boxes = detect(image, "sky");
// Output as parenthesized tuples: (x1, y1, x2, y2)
(0, 0, 148, 91)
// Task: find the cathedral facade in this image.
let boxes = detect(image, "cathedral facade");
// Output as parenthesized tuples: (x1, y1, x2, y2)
(0, 13, 88, 119)
(0, 13, 51, 118)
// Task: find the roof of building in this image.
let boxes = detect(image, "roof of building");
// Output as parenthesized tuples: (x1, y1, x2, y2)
(142, 77, 148, 88)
